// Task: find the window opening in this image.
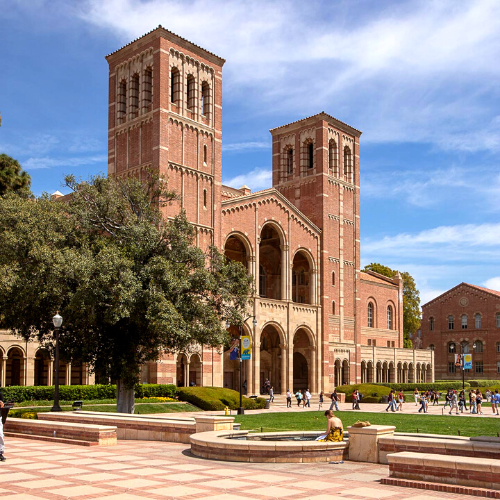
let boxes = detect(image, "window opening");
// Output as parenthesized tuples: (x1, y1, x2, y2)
(287, 148, 293, 175)
(448, 315, 454, 330)
(387, 305, 393, 330)
(344, 146, 352, 182)
(186, 75, 195, 110)
(203, 145, 207, 164)
(329, 139, 338, 176)
(117, 79, 127, 123)
(332, 271, 335, 286)
(142, 67, 152, 112)
(203, 189, 207, 209)
(448, 342, 455, 353)
(461, 314, 468, 329)
(368, 302, 374, 328)
(129, 73, 139, 118)
(474, 340, 483, 353)
(332, 301, 335, 314)
(429, 317, 434, 331)
(308, 142, 314, 169)
(170, 68, 180, 104)
(201, 82, 210, 116)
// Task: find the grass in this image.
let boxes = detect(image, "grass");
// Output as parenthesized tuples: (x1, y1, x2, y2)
(234, 410, 500, 437)
(14, 398, 178, 407)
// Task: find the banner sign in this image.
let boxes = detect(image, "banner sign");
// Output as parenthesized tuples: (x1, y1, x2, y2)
(454, 354, 462, 367)
(241, 336, 252, 360)
(463, 353, 473, 370)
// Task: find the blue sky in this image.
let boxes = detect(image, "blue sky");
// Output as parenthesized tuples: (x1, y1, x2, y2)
(1, 0, 500, 305)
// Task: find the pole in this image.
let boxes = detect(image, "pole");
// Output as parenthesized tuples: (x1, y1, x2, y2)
(51, 327, 62, 412)
(238, 325, 244, 415)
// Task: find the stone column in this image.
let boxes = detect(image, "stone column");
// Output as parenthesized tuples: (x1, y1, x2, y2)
(66, 363, 72, 386)
(310, 346, 317, 393)
(48, 359, 54, 386)
(25, 357, 35, 387)
(348, 425, 396, 463)
(288, 342, 294, 393)
(280, 344, 287, 394)
(311, 269, 317, 305)
(280, 245, 287, 301)
(254, 341, 260, 396)
(185, 362, 190, 387)
(1, 358, 6, 387)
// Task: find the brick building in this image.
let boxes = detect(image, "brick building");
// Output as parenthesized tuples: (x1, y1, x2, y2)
(420, 283, 500, 381)
(100, 25, 434, 393)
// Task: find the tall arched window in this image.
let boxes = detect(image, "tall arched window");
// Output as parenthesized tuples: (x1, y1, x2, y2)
(497, 341, 500, 353)
(203, 189, 207, 209)
(448, 315, 454, 330)
(308, 142, 314, 169)
(474, 340, 483, 353)
(429, 344, 435, 350)
(368, 302, 374, 328)
(203, 144, 208, 164)
(344, 146, 352, 182)
(461, 314, 468, 329)
(462, 342, 470, 353)
(448, 342, 455, 353)
(475, 313, 481, 329)
(287, 148, 293, 175)
(332, 271, 335, 286)
(186, 75, 196, 110)
(429, 316, 434, 331)
(129, 73, 139, 118)
(201, 81, 210, 116)
(329, 139, 338, 176)
(170, 67, 180, 104)
(142, 67, 152, 112)
(117, 79, 127, 123)
(387, 305, 393, 330)
(332, 301, 336, 314)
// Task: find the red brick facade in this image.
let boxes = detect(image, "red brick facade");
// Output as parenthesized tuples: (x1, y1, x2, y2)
(420, 283, 500, 380)
(105, 26, 433, 392)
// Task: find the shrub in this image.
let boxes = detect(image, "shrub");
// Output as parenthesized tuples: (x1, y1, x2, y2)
(465, 380, 500, 388)
(379, 382, 470, 392)
(9, 408, 38, 419)
(335, 383, 391, 403)
(177, 387, 266, 411)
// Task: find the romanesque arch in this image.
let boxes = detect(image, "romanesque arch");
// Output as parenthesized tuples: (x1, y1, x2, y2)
(292, 327, 315, 391)
(224, 232, 253, 274)
(7, 346, 26, 386)
(259, 222, 285, 300)
(291, 249, 315, 305)
(259, 322, 286, 393)
(34, 348, 51, 386)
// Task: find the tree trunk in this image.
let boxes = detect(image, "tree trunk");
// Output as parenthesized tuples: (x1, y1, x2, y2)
(116, 379, 135, 414)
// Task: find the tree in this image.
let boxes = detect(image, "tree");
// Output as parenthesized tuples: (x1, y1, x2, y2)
(0, 154, 31, 197)
(363, 263, 421, 348)
(0, 173, 252, 412)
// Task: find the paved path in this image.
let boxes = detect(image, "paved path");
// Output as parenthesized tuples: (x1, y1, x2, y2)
(0, 436, 467, 500)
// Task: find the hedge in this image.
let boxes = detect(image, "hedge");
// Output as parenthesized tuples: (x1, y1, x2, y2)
(335, 383, 391, 403)
(378, 382, 470, 391)
(0, 384, 177, 403)
(177, 387, 267, 411)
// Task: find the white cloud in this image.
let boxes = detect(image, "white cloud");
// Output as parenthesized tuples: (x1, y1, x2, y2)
(24, 155, 107, 170)
(74, 0, 500, 151)
(223, 167, 272, 192)
(222, 141, 270, 153)
(482, 277, 500, 292)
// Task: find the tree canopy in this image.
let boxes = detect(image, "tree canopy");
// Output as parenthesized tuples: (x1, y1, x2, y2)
(0, 173, 252, 411)
(0, 154, 31, 197)
(363, 263, 421, 348)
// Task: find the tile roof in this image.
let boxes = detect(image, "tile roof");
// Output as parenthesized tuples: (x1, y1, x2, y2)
(423, 282, 500, 307)
(105, 25, 225, 64)
(269, 111, 362, 137)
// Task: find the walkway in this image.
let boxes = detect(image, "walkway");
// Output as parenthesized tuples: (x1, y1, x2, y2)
(0, 436, 466, 500)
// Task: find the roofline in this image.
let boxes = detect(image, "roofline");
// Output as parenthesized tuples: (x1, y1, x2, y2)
(422, 282, 500, 308)
(222, 188, 322, 234)
(269, 112, 362, 137)
(105, 25, 226, 66)
(361, 269, 399, 287)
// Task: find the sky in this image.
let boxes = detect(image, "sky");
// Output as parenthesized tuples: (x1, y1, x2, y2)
(1, 0, 499, 305)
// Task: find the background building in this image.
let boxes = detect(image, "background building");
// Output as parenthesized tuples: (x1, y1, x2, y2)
(420, 282, 500, 381)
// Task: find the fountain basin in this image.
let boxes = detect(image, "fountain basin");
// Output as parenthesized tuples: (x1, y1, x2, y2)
(190, 430, 348, 463)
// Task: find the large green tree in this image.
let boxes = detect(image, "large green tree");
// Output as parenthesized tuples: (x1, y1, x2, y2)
(0, 173, 252, 412)
(363, 263, 421, 348)
(0, 154, 31, 197)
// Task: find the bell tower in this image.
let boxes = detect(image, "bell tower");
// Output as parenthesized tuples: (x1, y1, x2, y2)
(106, 25, 225, 250)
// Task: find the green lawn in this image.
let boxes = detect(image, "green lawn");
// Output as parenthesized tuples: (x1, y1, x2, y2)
(234, 411, 500, 437)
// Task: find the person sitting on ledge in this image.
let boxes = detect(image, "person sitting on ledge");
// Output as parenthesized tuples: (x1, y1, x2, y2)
(316, 410, 343, 442)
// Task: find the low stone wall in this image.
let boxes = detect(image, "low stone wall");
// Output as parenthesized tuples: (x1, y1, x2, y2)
(5, 417, 117, 446)
(191, 430, 348, 463)
(388, 451, 500, 491)
(379, 434, 500, 464)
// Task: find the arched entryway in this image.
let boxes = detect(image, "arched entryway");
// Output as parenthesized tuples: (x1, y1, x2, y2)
(223, 325, 251, 392)
(176, 354, 188, 387)
(342, 360, 349, 385)
(292, 328, 314, 391)
(361, 361, 367, 383)
(224, 234, 250, 271)
(34, 349, 51, 386)
(189, 354, 202, 387)
(367, 361, 374, 383)
(292, 251, 312, 304)
(7, 347, 25, 386)
(260, 324, 284, 394)
(408, 363, 415, 383)
(425, 363, 432, 382)
(259, 224, 283, 299)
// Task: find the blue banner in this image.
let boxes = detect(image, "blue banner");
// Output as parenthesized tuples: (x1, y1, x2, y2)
(463, 353, 472, 370)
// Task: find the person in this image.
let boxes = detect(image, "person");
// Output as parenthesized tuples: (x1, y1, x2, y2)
(318, 391, 324, 410)
(476, 391, 483, 415)
(354, 390, 361, 410)
(264, 378, 271, 395)
(492, 389, 500, 415)
(0, 393, 5, 461)
(286, 389, 292, 408)
(242, 379, 247, 395)
(386, 390, 396, 412)
(316, 410, 344, 442)
(413, 387, 419, 406)
(470, 390, 477, 414)
(296, 389, 302, 407)
(434, 390, 440, 405)
(418, 392, 427, 413)
(269, 386, 274, 403)
(305, 389, 311, 408)
(330, 389, 339, 411)
(397, 390, 404, 411)
(449, 390, 459, 415)
(459, 390, 467, 413)
(485, 389, 491, 403)
(443, 390, 451, 409)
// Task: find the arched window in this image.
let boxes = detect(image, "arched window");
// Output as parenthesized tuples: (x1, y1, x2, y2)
(344, 146, 352, 182)
(308, 142, 314, 169)
(368, 302, 374, 328)
(448, 315, 454, 330)
(287, 148, 293, 175)
(329, 139, 338, 176)
(387, 305, 393, 330)
(462, 342, 470, 354)
(129, 73, 139, 119)
(203, 145, 208, 164)
(497, 361, 500, 374)
(117, 79, 127, 123)
(142, 67, 152, 112)
(448, 342, 455, 353)
(171, 67, 180, 104)
(203, 189, 207, 209)
(474, 340, 483, 353)
(475, 313, 481, 329)
(429, 344, 435, 350)
(496, 313, 500, 328)
(497, 341, 500, 353)
(186, 75, 195, 110)
(461, 314, 468, 329)
(201, 81, 210, 116)
(429, 316, 434, 331)
(332, 301, 336, 314)
(332, 271, 335, 286)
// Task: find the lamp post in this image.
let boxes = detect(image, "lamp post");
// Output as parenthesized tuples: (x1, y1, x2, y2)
(51, 313, 63, 412)
(452, 341, 476, 391)
(238, 315, 257, 415)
